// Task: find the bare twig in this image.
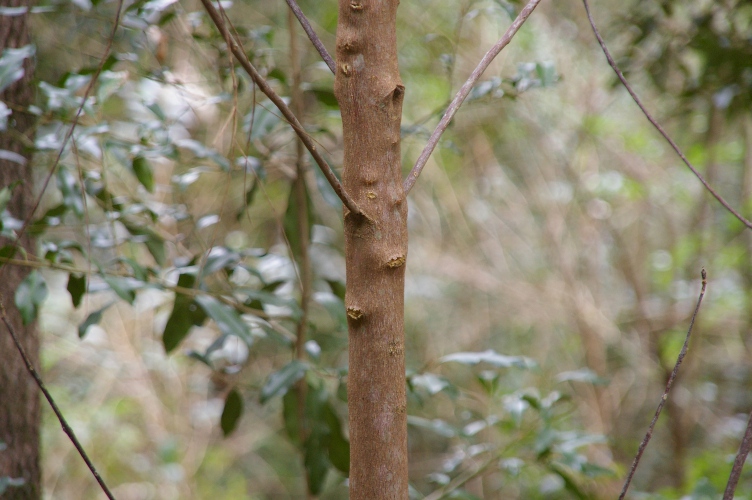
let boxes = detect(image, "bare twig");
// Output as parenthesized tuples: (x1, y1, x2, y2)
(723, 410, 752, 500)
(619, 269, 707, 500)
(582, 0, 752, 230)
(199, 0, 361, 215)
(0, 303, 116, 500)
(284, 0, 335, 73)
(403, 0, 543, 194)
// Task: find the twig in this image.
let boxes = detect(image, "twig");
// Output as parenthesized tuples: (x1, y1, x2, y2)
(199, 0, 361, 215)
(723, 409, 752, 500)
(284, 0, 335, 74)
(403, 0, 543, 194)
(618, 269, 707, 500)
(582, 0, 752, 230)
(0, 302, 116, 500)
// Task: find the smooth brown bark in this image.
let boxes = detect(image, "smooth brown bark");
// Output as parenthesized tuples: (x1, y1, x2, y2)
(0, 0, 41, 498)
(334, 0, 408, 497)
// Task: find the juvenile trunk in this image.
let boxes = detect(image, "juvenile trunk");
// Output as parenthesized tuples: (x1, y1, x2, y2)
(0, 0, 41, 497)
(334, 0, 408, 497)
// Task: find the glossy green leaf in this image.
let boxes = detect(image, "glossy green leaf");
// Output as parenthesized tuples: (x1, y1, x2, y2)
(67, 273, 86, 308)
(220, 388, 243, 436)
(260, 360, 307, 404)
(78, 302, 113, 338)
(0, 245, 16, 269)
(194, 294, 252, 345)
(163, 273, 207, 353)
(15, 271, 48, 324)
(132, 155, 155, 192)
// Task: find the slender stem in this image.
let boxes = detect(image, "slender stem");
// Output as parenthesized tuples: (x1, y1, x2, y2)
(284, 0, 335, 73)
(288, 10, 314, 498)
(723, 409, 752, 500)
(582, 0, 752, 230)
(618, 269, 707, 500)
(0, 303, 116, 500)
(403, 0, 543, 194)
(200, 0, 361, 215)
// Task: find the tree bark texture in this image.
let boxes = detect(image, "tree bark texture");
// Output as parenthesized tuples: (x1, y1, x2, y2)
(0, 0, 41, 497)
(334, 0, 408, 497)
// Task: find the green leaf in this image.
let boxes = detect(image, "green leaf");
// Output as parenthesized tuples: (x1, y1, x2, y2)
(0, 45, 34, 94)
(440, 349, 536, 369)
(56, 167, 84, 217)
(0, 182, 19, 212)
(220, 389, 243, 436)
(0, 245, 16, 268)
(0, 475, 25, 495)
(102, 275, 140, 304)
(555, 368, 608, 385)
(323, 402, 350, 475)
(407, 416, 456, 438)
(282, 390, 301, 445)
(283, 181, 315, 266)
(132, 155, 155, 192)
(194, 295, 252, 345)
(163, 273, 208, 353)
(15, 271, 48, 324)
(308, 88, 339, 108)
(78, 302, 113, 338)
(305, 427, 330, 495)
(235, 180, 258, 220)
(260, 360, 307, 404)
(67, 274, 86, 308)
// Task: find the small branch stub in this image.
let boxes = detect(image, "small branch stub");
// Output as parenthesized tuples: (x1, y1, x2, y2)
(386, 256, 405, 268)
(347, 307, 364, 320)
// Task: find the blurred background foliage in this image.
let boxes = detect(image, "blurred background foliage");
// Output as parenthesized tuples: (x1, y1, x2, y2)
(2, 0, 752, 497)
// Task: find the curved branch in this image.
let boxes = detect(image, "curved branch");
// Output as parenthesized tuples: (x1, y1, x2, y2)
(200, 0, 361, 215)
(284, 0, 336, 73)
(582, 0, 752, 230)
(403, 0, 543, 194)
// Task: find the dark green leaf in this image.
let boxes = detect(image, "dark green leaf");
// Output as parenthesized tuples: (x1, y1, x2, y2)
(132, 155, 155, 192)
(283, 181, 314, 264)
(67, 274, 86, 308)
(78, 302, 113, 338)
(194, 294, 252, 345)
(0, 245, 16, 269)
(220, 389, 243, 436)
(308, 88, 339, 108)
(260, 360, 307, 404)
(235, 180, 258, 220)
(163, 273, 207, 353)
(15, 271, 48, 325)
(282, 390, 301, 445)
(305, 427, 330, 495)
(324, 402, 350, 475)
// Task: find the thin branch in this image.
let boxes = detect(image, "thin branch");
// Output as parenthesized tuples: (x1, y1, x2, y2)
(619, 269, 707, 500)
(284, 0, 335, 74)
(403, 0, 543, 194)
(199, 0, 361, 215)
(0, 302, 116, 500)
(582, 0, 752, 230)
(723, 409, 752, 500)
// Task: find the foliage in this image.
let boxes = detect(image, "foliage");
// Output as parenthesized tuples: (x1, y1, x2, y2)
(3, 0, 751, 497)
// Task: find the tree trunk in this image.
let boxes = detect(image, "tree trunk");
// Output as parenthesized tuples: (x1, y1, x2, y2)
(334, 0, 408, 497)
(0, 0, 41, 497)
